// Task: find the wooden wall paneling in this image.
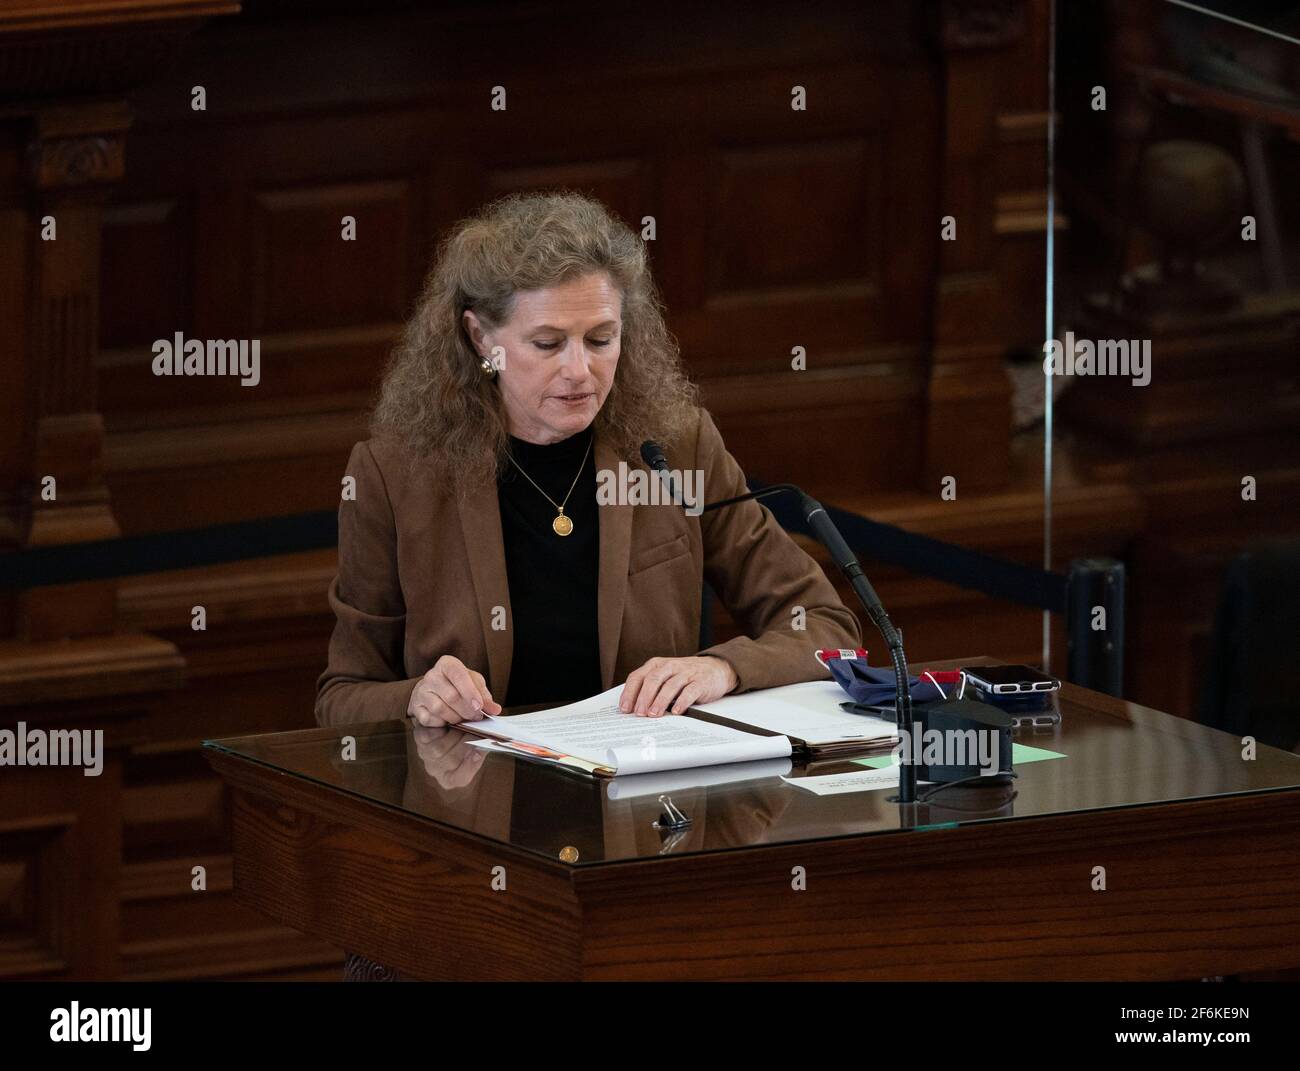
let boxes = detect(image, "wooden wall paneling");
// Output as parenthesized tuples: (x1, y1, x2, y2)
(0, 761, 121, 980)
(923, 0, 1027, 493)
(0, 143, 32, 585)
(699, 363, 926, 501)
(0, 634, 187, 980)
(97, 105, 457, 531)
(116, 556, 341, 977)
(0, 0, 237, 982)
(100, 195, 196, 355)
(994, 112, 1057, 359)
(120, 851, 341, 980)
(679, 60, 941, 498)
(990, 0, 1053, 363)
(251, 179, 411, 333)
(97, 49, 958, 527)
(99, 116, 424, 424)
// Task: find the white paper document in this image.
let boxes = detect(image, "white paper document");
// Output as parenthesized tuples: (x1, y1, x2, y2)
(782, 767, 900, 795)
(694, 680, 896, 747)
(468, 685, 792, 775)
(605, 757, 793, 798)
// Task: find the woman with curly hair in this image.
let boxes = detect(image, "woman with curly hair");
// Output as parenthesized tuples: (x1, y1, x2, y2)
(316, 190, 860, 729)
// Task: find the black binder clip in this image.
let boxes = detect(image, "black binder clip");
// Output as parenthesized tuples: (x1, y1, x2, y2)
(652, 794, 691, 831)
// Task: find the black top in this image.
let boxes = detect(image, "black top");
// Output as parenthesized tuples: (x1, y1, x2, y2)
(497, 424, 602, 708)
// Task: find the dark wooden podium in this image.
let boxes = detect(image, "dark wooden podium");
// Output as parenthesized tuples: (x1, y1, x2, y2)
(204, 660, 1300, 980)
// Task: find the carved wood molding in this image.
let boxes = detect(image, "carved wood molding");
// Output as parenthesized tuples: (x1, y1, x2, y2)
(18, 103, 133, 636)
(0, 631, 184, 710)
(0, 1, 240, 100)
(26, 108, 130, 191)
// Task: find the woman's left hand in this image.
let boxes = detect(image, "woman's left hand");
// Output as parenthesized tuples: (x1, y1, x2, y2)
(619, 655, 739, 717)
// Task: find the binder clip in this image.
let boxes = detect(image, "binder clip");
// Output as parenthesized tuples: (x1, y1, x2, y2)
(652, 794, 691, 831)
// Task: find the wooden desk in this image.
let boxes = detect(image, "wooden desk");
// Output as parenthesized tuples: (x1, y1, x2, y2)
(204, 661, 1300, 980)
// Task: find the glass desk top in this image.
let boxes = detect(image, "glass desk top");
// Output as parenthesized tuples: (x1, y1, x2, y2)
(204, 680, 1300, 866)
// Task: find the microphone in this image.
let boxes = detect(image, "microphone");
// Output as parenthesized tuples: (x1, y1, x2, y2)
(640, 439, 684, 506)
(638, 441, 918, 804)
(639, 440, 668, 470)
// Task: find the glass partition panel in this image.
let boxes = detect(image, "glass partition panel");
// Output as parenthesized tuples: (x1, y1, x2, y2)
(1047, 0, 1300, 740)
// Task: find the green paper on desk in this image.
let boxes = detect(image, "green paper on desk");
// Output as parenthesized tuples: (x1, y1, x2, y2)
(853, 742, 1067, 769)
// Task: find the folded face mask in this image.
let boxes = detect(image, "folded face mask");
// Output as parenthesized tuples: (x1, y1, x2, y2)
(815, 648, 961, 707)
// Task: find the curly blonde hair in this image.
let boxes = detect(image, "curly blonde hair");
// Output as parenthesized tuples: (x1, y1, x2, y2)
(370, 190, 700, 496)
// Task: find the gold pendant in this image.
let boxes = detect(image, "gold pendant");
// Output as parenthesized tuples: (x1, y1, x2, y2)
(552, 511, 573, 536)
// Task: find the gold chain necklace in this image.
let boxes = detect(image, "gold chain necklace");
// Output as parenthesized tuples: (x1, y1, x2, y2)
(505, 431, 593, 536)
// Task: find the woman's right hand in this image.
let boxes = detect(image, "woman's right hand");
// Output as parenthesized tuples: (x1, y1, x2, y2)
(407, 655, 502, 727)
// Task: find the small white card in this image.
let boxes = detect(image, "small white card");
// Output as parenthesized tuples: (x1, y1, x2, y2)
(781, 766, 900, 795)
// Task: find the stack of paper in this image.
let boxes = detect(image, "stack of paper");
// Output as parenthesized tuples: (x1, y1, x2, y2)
(693, 680, 897, 756)
(460, 685, 792, 777)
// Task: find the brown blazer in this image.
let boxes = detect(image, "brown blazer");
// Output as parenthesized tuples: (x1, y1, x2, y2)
(315, 405, 862, 727)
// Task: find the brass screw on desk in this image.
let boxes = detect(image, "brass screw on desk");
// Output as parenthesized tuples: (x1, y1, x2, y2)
(559, 846, 580, 863)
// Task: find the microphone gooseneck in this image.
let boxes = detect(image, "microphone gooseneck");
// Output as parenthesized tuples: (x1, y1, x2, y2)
(639, 440, 918, 806)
